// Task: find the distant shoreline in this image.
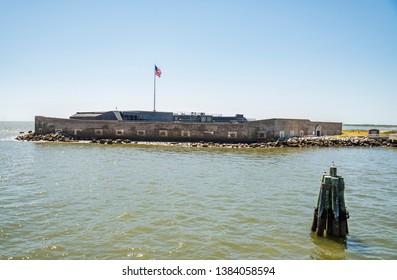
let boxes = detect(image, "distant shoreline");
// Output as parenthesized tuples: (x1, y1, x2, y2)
(344, 124, 397, 127)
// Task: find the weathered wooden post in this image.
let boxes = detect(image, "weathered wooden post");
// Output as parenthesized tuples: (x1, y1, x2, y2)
(311, 163, 349, 237)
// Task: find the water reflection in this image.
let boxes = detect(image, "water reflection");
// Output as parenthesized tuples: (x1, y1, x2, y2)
(309, 232, 347, 260)
(345, 236, 373, 259)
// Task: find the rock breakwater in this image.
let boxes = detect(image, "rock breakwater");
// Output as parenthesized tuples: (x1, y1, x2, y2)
(16, 132, 75, 142)
(15, 132, 394, 148)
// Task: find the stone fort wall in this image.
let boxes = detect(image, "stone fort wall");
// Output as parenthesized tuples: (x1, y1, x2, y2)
(249, 118, 342, 140)
(35, 116, 342, 143)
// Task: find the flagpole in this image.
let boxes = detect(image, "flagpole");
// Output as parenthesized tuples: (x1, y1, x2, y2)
(153, 65, 156, 112)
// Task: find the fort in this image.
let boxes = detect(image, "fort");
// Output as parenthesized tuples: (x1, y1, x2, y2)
(34, 110, 342, 143)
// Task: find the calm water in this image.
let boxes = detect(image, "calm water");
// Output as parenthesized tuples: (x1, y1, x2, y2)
(1, 122, 396, 260)
(343, 124, 397, 131)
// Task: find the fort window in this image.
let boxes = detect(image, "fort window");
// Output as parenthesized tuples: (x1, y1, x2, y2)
(279, 131, 285, 138)
(290, 130, 295, 137)
(315, 125, 322, 136)
(116, 129, 124, 136)
(95, 129, 103, 136)
(228, 132, 237, 138)
(257, 132, 266, 138)
(159, 130, 168, 137)
(74, 129, 83, 136)
(300, 130, 304, 137)
(123, 114, 139, 121)
(201, 116, 212, 122)
(137, 130, 146, 136)
(181, 131, 191, 137)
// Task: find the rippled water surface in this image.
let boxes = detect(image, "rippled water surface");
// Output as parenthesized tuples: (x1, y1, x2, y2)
(1, 122, 396, 259)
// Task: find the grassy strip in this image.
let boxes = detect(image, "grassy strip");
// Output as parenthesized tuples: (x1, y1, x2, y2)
(340, 130, 397, 137)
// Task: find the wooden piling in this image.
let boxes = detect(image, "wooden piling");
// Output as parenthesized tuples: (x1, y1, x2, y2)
(312, 164, 349, 237)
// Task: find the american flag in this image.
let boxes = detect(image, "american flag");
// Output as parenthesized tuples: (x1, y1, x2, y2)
(155, 65, 162, 77)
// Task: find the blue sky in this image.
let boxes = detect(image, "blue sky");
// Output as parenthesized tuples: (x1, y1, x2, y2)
(1, 0, 396, 124)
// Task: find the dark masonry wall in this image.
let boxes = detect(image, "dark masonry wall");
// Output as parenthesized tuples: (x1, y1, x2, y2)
(35, 116, 342, 143)
(35, 116, 252, 143)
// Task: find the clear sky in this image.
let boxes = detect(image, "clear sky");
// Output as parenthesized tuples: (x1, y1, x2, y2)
(1, 0, 396, 124)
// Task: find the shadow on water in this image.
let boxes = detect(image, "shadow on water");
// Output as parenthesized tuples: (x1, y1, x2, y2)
(309, 232, 372, 259)
(309, 232, 347, 260)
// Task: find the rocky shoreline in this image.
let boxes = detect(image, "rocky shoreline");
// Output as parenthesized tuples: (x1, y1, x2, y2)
(15, 132, 395, 148)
